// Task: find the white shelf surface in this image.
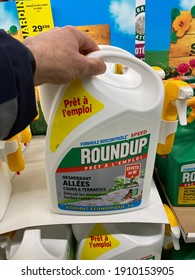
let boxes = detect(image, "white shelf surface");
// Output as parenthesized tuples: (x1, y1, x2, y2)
(0, 136, 168, 234)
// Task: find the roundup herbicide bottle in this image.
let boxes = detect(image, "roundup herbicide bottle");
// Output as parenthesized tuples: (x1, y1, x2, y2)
(155, 82, 195, 206)
(156, 109, 195, 207)
(40, 46, 164, 215)
(72, 223, 165, 260)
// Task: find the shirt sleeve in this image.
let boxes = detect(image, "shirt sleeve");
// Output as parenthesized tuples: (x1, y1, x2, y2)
(0, 29, 37, 140)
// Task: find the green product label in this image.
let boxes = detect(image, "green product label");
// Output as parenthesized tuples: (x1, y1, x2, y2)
(55, 133, 150, 213)
(178, 164, 195, 205)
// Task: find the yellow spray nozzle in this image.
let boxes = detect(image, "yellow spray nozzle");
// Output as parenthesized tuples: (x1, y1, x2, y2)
(162, 80, 193, 122)
(163, 204, 179, 227)
(163, 204, 180, 250)
(5, 134, 25, 174)
(157, 80, 193, 156)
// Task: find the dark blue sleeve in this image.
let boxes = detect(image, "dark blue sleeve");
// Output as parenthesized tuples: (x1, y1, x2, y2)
(0, 29, 37, 140)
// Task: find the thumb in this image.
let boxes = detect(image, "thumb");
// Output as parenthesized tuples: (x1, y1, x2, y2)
(84, 57, 107, 76)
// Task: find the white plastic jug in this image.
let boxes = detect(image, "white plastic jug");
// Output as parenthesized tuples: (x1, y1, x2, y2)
(41, 46, 164, 215)
(5, 224, 74, 260)
(72, 223, 165, 260)
(38, 45, 133, 124)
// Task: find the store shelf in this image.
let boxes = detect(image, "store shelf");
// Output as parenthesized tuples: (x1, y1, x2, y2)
(0, 136, 168, 234)
(172, 206, 195, 243)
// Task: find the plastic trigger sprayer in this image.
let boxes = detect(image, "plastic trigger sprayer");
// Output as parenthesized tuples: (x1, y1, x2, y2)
(163, 204, 180, 251)
(4, 134, 25, 175)
(157, 79, 193, 156)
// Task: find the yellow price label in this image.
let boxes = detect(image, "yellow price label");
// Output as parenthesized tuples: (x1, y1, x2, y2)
(16, 0, 54, 38)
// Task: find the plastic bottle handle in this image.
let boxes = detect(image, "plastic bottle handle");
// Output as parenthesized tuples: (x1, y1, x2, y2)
(87, 49, 160, 89)
(11, 229, 54, 259)
(99, 45, 134, 58)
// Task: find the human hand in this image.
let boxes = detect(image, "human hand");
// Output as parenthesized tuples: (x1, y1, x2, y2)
(23, 25, 107, 86)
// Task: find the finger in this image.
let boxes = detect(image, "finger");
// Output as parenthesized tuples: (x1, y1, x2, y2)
(76, 29, 100, 53)
(82, 57, 107, 76)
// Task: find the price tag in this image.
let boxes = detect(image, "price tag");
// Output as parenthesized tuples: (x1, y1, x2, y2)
(16, 0, 54, 38)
